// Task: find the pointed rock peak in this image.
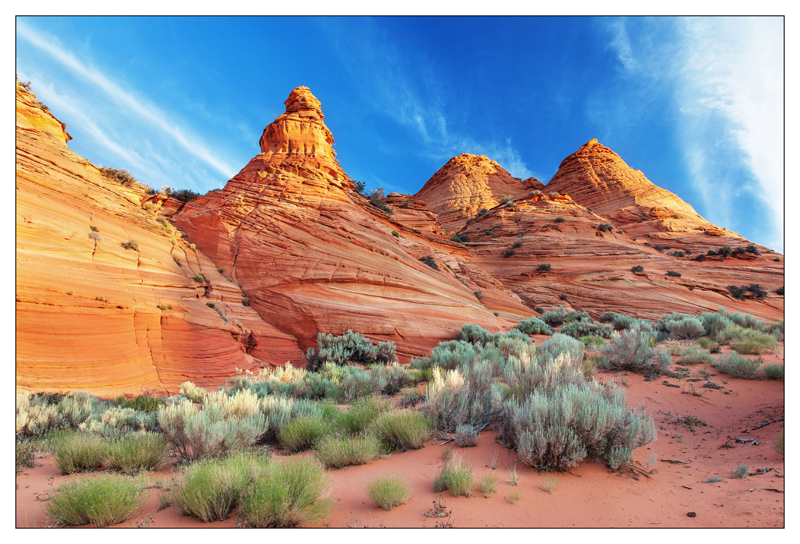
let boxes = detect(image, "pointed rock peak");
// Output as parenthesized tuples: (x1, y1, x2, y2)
(284, 86, 324, 119)
(16, 80, 72, 145)
(257, 86, 347, 182)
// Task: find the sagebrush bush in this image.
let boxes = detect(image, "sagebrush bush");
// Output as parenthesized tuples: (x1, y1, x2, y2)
(179, 381, 206, 402)
(537, 334, 585, 365)
(368, 409, 432, 451)
(731, 331, 777, 355)
(338, 395, 392, 433)
(16, 437, 36, 473)
(78, 405, 158, 438)
(366, 474, 413, 510)
(713, 352, 761, 379)
(433, 456, 473, 497)
(578, 335, 607, 348)
(696, 337, 721, 353)
(678, 345, 714, 365)
(425, 365, 504, 433)
(560, 319, 613, 339)
(305, 330, 397, 371)
(763, 364, 784, 381)
(170, 452, 268, 522)
(240, 457, 333, 527)
(599, 328, 671, 377)
(664, 316, 705, 339)
(454, 424, 479, 447)
(103, 432, 170, 474)
(158, 399, 267, 460)
(54, 433, 107, 473)
(46, 474, 145, 527)
(541, 306, 569, 327)
(515, 316, 553, 335)
(731, 464, 749, 479)
(278, 415, 335, 452)
(504, 381, 655, 471)
(315, 433, 381, 468)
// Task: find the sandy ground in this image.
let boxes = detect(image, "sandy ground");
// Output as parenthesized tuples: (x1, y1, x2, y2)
(15, 345, 784, 529)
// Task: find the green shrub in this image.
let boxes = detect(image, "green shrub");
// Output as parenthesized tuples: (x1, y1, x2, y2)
(599, 328, 671, 377)
(763, 364, 784, 381)
(504, 381, 655, 471)
(456, 324, 496, 345)
(696, 337, 721, 353)
(420, 255, 439, 270)
(314, 433, 381, 468)
(114, 394, 164, 413)
(158, 399, 267, 461)
(731, 330, 777, 354)
(103, 432, 170, 474)
(54, 433, 107, 473)
(240, 457, 333, 527)
(392, 230, 400, 238)
(366, 474, 413, 510)
(170, 452, 268, 522)
(338, 395, 392, 433)
(664, 317, 705, 339)
(631, 265, 644, 273)
(278, 415, 335, 452)
(537, 333, 586, 365)
(16, 437, 36, 473)
(503, 249, 516, 258)
(578, 335, 607, 348)
(713, 352, 761, 379)
(541, 306, 569, 327)
(537, 263, 551, 272)
(477, 472, 498, 497)
(191, 274, 205, 283)
(433, 456, 473, 497)
(454, 424, 479, 447)
(305, 330, 397, 371)
(560, 320, 613, 339)
(46, 474, 145, 527)
(678, 345, 714, 365)
(731, 464, 749, 479)
(705, 476, 723, 483)
(515, 316, 553, 335)
(555, 217, 565, 223)
(424, 366, 504, 433)
(368, 409, 432, 451)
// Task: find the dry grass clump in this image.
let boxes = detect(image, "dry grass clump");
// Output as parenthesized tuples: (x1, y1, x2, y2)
(598, 327, 671, 377)
(477, 472, 498, 497)
(365, 474, 413, 510)
(713, 352, 761, 379)
(54, 433, 107, 473)
(763, 364, 784, 381)
(16, 437, 36, 473)
(367, 409, 432, 451)
(103, 432, 170, 474)
(433, 456, 473, 497)
(314, 433, 381, 468)
(239, 457, 333, 527)
(46, 474, 145, 527)
(278, 415, 335, 452)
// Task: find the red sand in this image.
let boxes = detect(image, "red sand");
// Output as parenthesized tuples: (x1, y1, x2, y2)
(16, 349, 784, 529)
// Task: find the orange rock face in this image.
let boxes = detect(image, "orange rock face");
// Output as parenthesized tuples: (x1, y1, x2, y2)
(414, 154, 544, 232)
(173, 87, 525, 362)
(15, 82, 784, 396)
(15, 81, 298, 396)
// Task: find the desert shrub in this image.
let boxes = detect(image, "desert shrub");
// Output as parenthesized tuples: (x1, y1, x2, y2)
(100, 167, 138, 187)
(504, 249, 516, 258)
(157, 399, 267, 461)
(555, 217, 565, 223)
(560, 320, 613, 339)
(713, 352, 761, 379)
(420, 255, 439, 270)
(368, 409, 432, 451)
(366, 474, 413, 510)
(171, 188, 200, 202)
(630, 265, 644, 273)
(678, 346, 714, 365)
(367, 363, 413, 396)
(597, 223, 613, 232)
(170, 452, 268, 522)
(179, 381, 206, 402)
(191, 274, 206, 283)
(537, 263, 552, 272)
(103, 432, 170, 474)
(541, 306, 569, 327)
(664, 316, 705, 339)
(305, 330, 397, 371)
(504, 381, 655, 471)
(731, 331, 777, 355)
(114, 394, 163, 413)
(16, 394, 61, 436)
(239, 457, 333, 528)
(451, 233, 468, 243)
(513, 240, 523, 248)
(763, 364, 784, 381)
(278, 415, 335, 452)
(516, 316, 553, 335)
(695, 254, 706, 262)
(696, 337, 721, 353)
(731, 464, 749, 479)
(16, 437, 36, 473)
(338, 395, 392, 433)
(598, 328, 671, 377)
(54, 433, 107, 473)
(454, 424, 479, 447)
(537, 334, 585, 365)
(120, 240, 139, 251)
(314, 433, 381, 468)
(46, 474, 145, 527)
(456, 323, 496, 345)
(666, 270, 681, 277)
(78, 406, 158, 438)
(775, 286, 784, 296)
(425, 365, 504, 433)
(578, 335, 607, 348)
(478, 472, 499, 497)
(433, 456, 473, 497)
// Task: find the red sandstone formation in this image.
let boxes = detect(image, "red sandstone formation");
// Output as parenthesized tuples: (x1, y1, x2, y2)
(172, 87, 525, 362)
(15, 82, 784, 396)
(15, 81, 298, 396)
(414, 154, 544, 232)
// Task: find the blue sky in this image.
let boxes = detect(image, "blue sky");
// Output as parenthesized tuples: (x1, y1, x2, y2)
(16, 16, 784, 252)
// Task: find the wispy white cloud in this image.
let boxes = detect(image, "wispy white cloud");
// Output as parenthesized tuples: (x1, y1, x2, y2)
(320, 19, 535, 180)
(17, 21, 238, 182)
(604, 17, 783, 252)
